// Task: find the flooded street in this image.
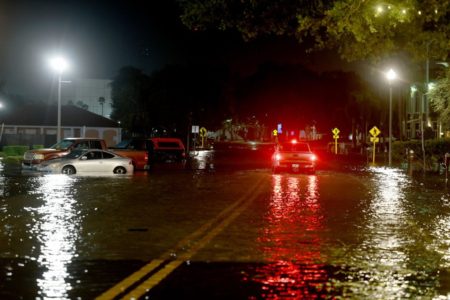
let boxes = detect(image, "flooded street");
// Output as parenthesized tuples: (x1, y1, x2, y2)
(1, 152, 450, 299)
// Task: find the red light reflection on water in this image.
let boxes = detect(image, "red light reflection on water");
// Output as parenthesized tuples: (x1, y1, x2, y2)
(251, 174, 331, 298)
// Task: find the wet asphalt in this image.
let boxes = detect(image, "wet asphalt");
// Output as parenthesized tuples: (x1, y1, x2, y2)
(1, 149, 450, 299)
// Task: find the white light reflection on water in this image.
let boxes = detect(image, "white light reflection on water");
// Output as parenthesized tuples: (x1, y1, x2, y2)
(32, 175, 79, 300)
(190, 150, 214, 170)
(0, 159, 5, 197)
(251, 174, 330, 298)
(352, 166, 411, 298)
(431, 194, 450, 267)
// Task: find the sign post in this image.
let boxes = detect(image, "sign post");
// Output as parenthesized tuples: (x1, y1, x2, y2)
(369, 126, 381, 164)
(332, 128, 340, 154)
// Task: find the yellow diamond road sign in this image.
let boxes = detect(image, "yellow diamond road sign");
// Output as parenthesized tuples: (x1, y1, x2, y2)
(369, 126, 381, 137)
(332, 128, 340, 135)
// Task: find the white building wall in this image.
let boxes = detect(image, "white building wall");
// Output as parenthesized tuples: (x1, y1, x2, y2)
(64, 78, 113, 119)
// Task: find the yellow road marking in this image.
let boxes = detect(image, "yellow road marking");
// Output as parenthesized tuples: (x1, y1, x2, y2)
(122, 260, 184, 299)
(96, 174, 266, 300)
(96, 259, 165, 300)
(123, 177, 265, 299)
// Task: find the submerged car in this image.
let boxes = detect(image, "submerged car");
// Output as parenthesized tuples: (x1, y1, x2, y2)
(272, 140, 317, 174)
(22, 138, 107, 170)
(36, 149, 134, 175)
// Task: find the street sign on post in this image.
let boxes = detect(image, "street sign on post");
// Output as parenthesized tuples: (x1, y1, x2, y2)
(369, 126, 381, 164)
(369, 126, 381, 138)
(199, 127, 207, 148)
(332, 128, 340, 154)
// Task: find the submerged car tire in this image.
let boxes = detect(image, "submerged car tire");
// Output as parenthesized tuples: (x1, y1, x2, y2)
(113, 166, 127, 174)
(62, 165, 76, 175)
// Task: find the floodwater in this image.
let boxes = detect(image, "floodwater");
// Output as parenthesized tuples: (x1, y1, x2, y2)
(1, 151, 450, 299)
(247, 167, 450, 299)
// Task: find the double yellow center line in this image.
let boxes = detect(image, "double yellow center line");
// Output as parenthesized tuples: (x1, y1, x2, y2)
(96, 175, 266, 300)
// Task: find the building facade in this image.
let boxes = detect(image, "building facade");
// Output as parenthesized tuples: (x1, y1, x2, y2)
(0, 105, 121, 148)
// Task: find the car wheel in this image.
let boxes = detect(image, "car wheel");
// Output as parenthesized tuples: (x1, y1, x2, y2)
(62, 166, 76, 175)
(113, 166, 127, 174)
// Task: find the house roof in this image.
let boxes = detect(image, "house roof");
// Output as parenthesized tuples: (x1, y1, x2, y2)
(0, 104, 120, 128)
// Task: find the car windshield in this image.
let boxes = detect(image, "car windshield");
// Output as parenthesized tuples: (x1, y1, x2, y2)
(278, 143, 310, 152)
(50, 140, 75, 150)
(63, 149, 86, 159)
(113, 140, 130, 148)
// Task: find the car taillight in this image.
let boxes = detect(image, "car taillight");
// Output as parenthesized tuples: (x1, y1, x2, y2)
(145, 152, 148, 162)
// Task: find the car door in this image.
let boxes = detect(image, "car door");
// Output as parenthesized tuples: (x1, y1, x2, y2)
(77, 150, 104, 172)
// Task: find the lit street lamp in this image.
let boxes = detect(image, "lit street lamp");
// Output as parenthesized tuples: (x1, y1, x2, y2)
(386, 69, 397, 167)
(49, 56, 69, 143)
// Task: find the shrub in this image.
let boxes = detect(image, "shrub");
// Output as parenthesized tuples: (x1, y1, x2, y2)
(3, 145, 29, 157)
(392, 139, 450, 169)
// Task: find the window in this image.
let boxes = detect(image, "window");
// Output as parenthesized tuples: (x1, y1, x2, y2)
(90, 140, 103, 149)
(279, 143, 309, 152)
(74, 141, 90, 150)
(102, 152, 115, 159)
(130, 140, 146, 150)
(158, 142, 181, 148)
(85, 151, 102, 160)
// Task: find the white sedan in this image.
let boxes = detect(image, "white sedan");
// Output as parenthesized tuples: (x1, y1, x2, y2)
(37, 149, 134, 175)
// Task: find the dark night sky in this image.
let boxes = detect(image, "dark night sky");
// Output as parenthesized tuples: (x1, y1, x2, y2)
(0, 0, 381, 102)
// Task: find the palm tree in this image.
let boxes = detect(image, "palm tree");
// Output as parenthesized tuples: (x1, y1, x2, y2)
(98, 97, 106, 116)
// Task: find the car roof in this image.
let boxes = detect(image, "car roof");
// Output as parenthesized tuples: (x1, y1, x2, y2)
(150, 137, 183, 142)
(63, 137, 104, 141)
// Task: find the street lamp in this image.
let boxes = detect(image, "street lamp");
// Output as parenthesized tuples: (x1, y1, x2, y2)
(49, 56, 69, 143)
(385, 69, 397, 167)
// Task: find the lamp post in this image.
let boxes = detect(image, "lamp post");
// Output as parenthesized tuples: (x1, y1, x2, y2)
(49, 56, 69, 143)
(386, 69, 397, 167)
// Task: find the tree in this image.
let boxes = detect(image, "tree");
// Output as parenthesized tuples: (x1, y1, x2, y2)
(429, 68, 450, 128)
(76, 101, 89, 110)
(110, 65, 227, 138)
(178, 0, 450, 62)
(110, 67, 152, 136)
(98, 97, 106, 116)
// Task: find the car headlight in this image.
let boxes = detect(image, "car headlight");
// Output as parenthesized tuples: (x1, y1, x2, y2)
(35, 154, 45, 160)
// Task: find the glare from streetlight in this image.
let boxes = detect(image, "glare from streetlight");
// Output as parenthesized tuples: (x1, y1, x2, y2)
(386, 69, 397, 83)
(0, 102, 3, 109)
(49, 56, 69, 73)
(376, 6, 383, 13)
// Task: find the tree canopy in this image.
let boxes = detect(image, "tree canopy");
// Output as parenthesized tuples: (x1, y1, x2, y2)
(178, 0, 450, 62)
(429, 68, 450, 125)
(110, 65, 227, 138)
